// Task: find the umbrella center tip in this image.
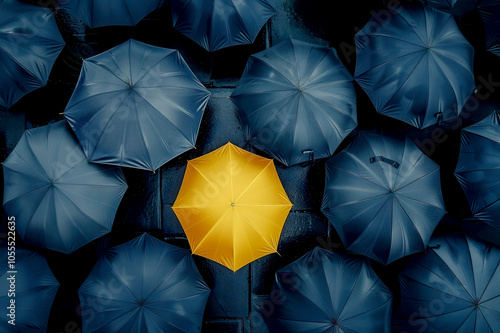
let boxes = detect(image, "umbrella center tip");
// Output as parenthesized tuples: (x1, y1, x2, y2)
(231, 202, 235, 207)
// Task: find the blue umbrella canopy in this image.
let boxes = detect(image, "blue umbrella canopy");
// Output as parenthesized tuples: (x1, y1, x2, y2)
(266, 247, 393, 332)
(2, 120, 128, 254)
(479, 0, 500, 56)
(455, 110, 500, 230)
(231, 38, 357, 166)
(399, 233, 500, 332)
(0, 245, 59, 332)
(170, 0, 275, 52)
(79, 233, 211, 332)
(57, 0, 165, 28)
(354, 3, 475, 129)
(64, 39, 210, 171)
(0, 0, 65, 109)
(321, 131, 446, 264)
(419, 0, 481, 17)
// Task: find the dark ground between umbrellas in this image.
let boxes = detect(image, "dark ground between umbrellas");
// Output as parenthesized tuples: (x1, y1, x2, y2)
(1, 0, 500, 332)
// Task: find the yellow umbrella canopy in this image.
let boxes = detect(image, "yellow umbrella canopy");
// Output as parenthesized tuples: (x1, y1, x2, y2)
(172, 143, 293, 272)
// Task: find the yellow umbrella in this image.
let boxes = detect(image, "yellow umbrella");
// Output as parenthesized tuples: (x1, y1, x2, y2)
(172, 143, 293, 272)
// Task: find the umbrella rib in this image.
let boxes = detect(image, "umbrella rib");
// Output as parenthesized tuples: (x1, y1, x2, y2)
(432, 42, 473, 71)
(236, 209, 276, 251)
(379, 50, 428, 115)
(281, 282, 336, 321)
(301, 49, 331, 88)
(191, 209, 231, 253)
(146, 291, 209, 305)
(393, 9, 427, 46)
(394, 169, 442, 196)
(233, 161, 273, 203)
(141, 255, 189, 303)
(139, 306, 192, 333)
(16, 186, 52, 239)
(405, 263, 473, 302)
(2, 181, 51, 205)
(357, 34, 426, 49)
(302, 92, 346, 148)
(355, 48, 425, 77)
(302, 79, 354, 91)
(53, 186, 111, 230)
(422, 244, 474, 303)
(87, 93, 133, 160)
(337, 275, 377, 321)
(252, 56, 298, 88)
(392, 196, 426, 249)
(288, 92, 301, 164)
(189, 164, 232, 204)
(323, 193, 389, 210)
(132, 93, 155, 169)
(121, 0, 134, 25)
(0, 35, 60, 84)
(237, 90, 296, 122)
(476, 307, 496, 332)
(51, 158, 87, 184)
(328, 163, 388, 192)
(478, 260, 500, 302)
(401, 301, 474, 320)
(87, 307, 141, 333)
(132, 89, 197, 143)
(103, 255, 141, 303)
(133, 50, 179, 84)
(339, 296, 392, 323)
(427, 51, 461, 116)
(22, 137, 52, 180)
(392, 152, 426, 190)
(442, 237, 477, 300)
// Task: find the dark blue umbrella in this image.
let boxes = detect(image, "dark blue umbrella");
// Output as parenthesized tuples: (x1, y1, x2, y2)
(321, 131, 446, 264)
(0, 245, 59, 332)
(170, 0, 275, 52)
(266, 247, 393, 332)
(2, 120, 128, 254)
(79, 233, 211, 332)
(479, 0, 500, 56)
(419, 0, 481, 18)
(231, 38, 357, 166)
(354, 3, 475, 129)
(64, 39, 210, 171)
(0, 0, 65, 109)
(57, 0, 165, 28)
(455, 110, 500, 230)
(399, 233, 500, 332)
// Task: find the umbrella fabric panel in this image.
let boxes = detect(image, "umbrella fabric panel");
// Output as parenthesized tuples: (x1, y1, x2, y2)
(2, 121, 128, 254)
(354, 3, 475, 129)
(231, 38, 357, 166)
(400, 233, 500, 332)
(479, 0, 500, 56)
(321, 132, 446, 264)
(267, 247, 392, 333)
(172, 143, 292, 271)
(65, 39, 210, 171)
(79, 234, 210, 333)
(171, 0, 276, 52)
(455, 110, 500, 230)
(0, 0, 65, 108)
(419, 0, 481, 17)
(57, 0, 164, 28)
(0, 246, 59, 332)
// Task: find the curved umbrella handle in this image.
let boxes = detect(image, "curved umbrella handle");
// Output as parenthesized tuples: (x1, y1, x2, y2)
(370, 156, 400, 168)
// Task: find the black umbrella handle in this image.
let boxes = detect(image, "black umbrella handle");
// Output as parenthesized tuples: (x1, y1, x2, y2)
(370, 156, 400, 168)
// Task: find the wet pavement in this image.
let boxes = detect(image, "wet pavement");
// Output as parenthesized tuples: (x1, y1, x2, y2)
(1, 0, 500, 332)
